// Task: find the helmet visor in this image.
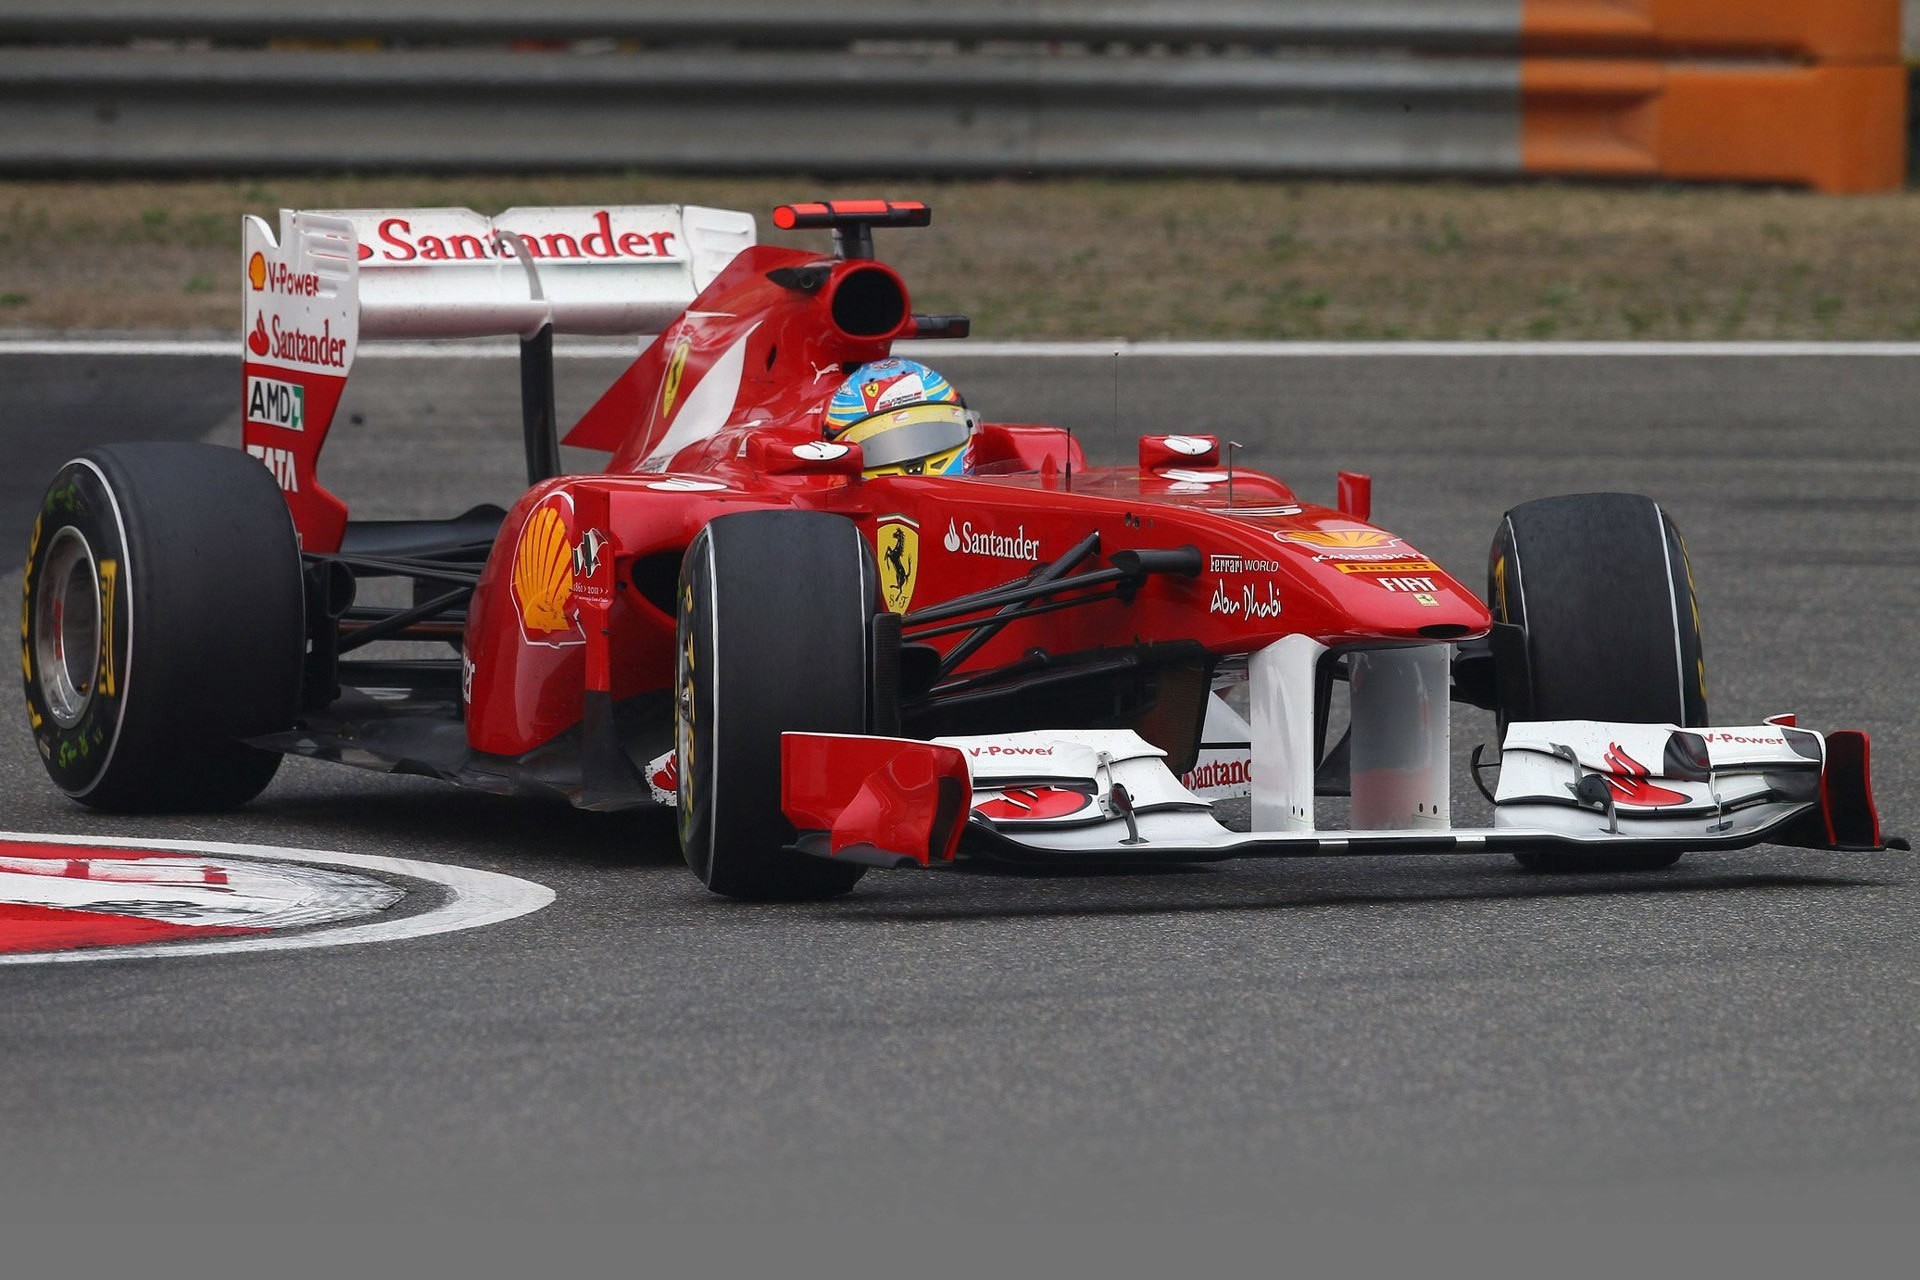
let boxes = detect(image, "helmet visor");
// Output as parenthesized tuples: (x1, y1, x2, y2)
(837, 403, 972, 471)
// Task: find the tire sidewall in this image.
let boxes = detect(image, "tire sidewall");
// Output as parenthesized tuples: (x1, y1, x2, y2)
(21, 460, 134, 798)
(1491, 492, 1706, 729)
(1661, 512, 1709, 727)
(674, 511, 872, 900)
(22, 444, 304, 812)
(1489, 492, 1708, 873)
(676, 528, 718, 883)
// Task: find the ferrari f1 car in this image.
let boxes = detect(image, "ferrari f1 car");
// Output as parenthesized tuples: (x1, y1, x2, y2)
(21, 199, 1904, 898)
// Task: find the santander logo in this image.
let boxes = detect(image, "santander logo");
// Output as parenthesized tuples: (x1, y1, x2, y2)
(245, 313, 346, 369)
(944, 518, 1041, 562)
(357, 211, 679, 264)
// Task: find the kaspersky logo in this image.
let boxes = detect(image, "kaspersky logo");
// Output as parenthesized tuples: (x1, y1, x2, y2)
(245, 375, 305, 432)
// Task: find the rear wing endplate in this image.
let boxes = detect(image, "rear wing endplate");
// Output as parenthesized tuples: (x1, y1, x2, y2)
(240, 204, 756, 550)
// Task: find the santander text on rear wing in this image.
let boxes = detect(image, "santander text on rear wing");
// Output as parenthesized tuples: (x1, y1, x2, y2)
(239, 204, 756, 550)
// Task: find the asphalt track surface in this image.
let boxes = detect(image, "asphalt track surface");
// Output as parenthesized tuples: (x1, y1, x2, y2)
(1, 345, 1915, 1222)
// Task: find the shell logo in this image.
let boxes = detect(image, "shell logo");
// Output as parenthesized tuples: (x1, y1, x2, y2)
(248, 252, 267, 291)
(511, 494, 583, 647)
(1281, 529, 1398, 551)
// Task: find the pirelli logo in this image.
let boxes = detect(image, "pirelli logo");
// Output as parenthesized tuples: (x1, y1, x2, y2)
(1334, 559, 1440, 575)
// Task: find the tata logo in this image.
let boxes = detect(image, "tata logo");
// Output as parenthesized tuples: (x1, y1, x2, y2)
(245, 376, 305, 432)
(245, 443, 299, 492)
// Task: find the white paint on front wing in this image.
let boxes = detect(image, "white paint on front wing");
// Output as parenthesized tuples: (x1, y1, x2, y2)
(1349, 646, 1451, 830)
(1000, 806, 1234, 849)
(945, 729, 1207, 826)
(1502, 720, 1823, 773)
(1493, 718, 1824, 826)
(1494, 755, 1777, 818)
(938, 728, 1164, 785)
(1491, 799, 1810, 842)
(947, 708, 1840, 855)
(1250, 634, 1324, 832)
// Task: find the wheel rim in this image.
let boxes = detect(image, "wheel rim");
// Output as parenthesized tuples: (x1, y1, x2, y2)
(675, 584, 697, 843)
(34, 526, 102, 728)
(675, 569, 710, 878)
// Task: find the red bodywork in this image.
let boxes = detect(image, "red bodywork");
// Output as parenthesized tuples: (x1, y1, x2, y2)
(276, 215, 1492, 764)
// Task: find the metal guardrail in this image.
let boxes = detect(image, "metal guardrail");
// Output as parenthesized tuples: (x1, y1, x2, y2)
(0, 2, 1906, 190)
(0, 3, 1535, 51)
(1, 47, 1526, 176)
(0, 1, 1898, 58)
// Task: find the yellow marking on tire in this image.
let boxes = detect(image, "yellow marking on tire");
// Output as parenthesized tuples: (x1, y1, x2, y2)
(96, 559, 117, 698)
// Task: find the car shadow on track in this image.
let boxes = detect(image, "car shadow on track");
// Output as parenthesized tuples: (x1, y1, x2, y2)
(245, 785, 685, 870)
(242, 774, 1901, 920)
(836, 865, 1896, 923)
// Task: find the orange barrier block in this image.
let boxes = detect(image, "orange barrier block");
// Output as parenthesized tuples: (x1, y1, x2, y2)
(1522, 0, 1901, 62)
(1522, 59, 1908, 192)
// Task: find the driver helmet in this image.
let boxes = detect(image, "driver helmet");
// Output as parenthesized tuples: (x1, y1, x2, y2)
(823, 358, 974, 477)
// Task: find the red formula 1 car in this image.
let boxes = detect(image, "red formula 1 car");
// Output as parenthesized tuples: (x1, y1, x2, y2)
(21, 200, 1904, 898)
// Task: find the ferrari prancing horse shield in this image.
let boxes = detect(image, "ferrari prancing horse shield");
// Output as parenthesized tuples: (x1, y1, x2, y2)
(876, 515, 919, 614)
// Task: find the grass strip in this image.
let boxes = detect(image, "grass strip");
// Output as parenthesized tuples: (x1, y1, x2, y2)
(3, 175, 1918, 340)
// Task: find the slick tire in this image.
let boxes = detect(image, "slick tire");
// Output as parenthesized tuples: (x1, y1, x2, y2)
(21, 444, 304, 811)
(676, 510, 873, 901)
(1487, 492, 1707, 873)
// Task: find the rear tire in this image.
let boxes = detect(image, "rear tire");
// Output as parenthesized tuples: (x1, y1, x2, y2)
(21, 444, 305, 811)
(676, 511, 873, 900)
(1488, 492, 1707, 873)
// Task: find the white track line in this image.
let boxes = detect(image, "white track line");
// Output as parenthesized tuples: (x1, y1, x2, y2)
(6, 338, 1920, 359)
(0, 830, 554, 966)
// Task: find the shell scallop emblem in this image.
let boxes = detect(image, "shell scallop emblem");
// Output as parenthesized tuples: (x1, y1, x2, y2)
(511, 494, 584, 647)
(1280, 529, 1398, 551)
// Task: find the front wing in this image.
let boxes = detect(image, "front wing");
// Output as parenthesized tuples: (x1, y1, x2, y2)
(780, 720, 1903, 870)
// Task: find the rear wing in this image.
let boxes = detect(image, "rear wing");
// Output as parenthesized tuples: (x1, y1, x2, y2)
(239, 204, 756, 551)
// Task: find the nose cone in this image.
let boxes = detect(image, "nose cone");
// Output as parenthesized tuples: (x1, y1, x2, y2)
(1267, 523, 1491, 642)
(1324, 565, 1490, 638)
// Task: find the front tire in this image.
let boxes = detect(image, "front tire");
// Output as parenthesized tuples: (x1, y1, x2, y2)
(1488, 492, 1707, 873)
(21, 444, 304, 811)
(675, 511, 873, 900)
